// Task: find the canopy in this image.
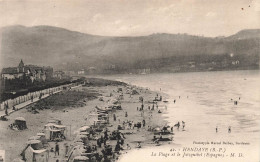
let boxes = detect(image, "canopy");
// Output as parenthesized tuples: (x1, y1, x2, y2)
(31, 148, 47, 154)
(15, 117, 26, 121)
(49, 129, 61, 132)
(73, 156, 89, 160)
(48, 119, 61, 123)
(28, 136, 41, 141)
(37, 133, 45, 136)
(27, 140, 41, 144)
(94, 119, 106, 122)
(54, 124, 66, 129)
(79, 126, 90, 132)
(44, 123, 56, 127)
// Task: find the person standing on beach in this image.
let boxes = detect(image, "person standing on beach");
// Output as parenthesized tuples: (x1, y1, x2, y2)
(125, 112, 128, 117)
(55, 142, 59, 156)
(174, 100, 176, 104)
(228, 126, 231, 133)
(113, 114, 116, 121)
(182, 121, 185, 130)
(216, 126, 218, 133)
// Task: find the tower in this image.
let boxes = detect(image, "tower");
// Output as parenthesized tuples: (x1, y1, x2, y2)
(18, 59, 25, 72)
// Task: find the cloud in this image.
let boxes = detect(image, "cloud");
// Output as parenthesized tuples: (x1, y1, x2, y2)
(206, 12, 217, 17)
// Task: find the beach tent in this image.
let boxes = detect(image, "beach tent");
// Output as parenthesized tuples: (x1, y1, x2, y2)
(14, 117, 27, 130)
(44, 124, 66, 141)
(79, 126, 90, 132)
(44, 123, 56, 130)
(23, 146, 49, 162)
(12, 158, 25, 162)
(36, 133, 48, 146)
(67, 147, 86, 162)
(45, 129, 61, 141)
(131, 89, 139, 95)
(27, 140, 43, 150)
(48, 119, 61, 125)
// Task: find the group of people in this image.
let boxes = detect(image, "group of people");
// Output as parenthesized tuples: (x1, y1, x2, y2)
(215, 126, 232, 133)
(174, 121, 186, 130)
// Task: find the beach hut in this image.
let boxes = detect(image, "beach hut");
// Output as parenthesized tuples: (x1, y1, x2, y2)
(44, 123, 56, 130)
(27, 140, 43, 150)
(12, 158, 25, 162)
(67, 147, 86, 162)
(131, 89, 139, 95)
(14, 117, 27, 130)
(22, 145, 49, 162)
(44, 124, 66, 141)
(36, 133, 48, 146)
(79, 126, 90, 132)
(48, 119, 61, 125)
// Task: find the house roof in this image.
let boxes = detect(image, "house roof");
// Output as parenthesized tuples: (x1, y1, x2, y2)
(1, 67, 20, 74)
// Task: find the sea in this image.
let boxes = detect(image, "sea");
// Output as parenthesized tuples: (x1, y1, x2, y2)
(97, 70, 260, 162)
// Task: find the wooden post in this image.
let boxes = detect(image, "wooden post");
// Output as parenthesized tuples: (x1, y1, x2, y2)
(70, 125, 71, 138)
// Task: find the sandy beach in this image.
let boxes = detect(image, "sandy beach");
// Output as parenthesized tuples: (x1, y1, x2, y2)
(0, 78, 171, 162)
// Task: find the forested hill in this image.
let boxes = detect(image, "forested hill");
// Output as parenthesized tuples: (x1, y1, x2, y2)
(1, 25, 259, 73)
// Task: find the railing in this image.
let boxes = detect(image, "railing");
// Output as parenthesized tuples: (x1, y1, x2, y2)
(0, 82, 82, 111)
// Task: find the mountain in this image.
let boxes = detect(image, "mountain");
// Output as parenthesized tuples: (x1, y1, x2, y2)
(1, 25, 259, 73)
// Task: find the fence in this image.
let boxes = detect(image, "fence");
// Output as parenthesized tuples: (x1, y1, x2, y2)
(0, 82, 81, 111)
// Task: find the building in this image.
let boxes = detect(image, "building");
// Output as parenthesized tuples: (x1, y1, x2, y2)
(53, 71, 65, 79)
(77, 69, 85, 75)
(1, 60, 53, 82)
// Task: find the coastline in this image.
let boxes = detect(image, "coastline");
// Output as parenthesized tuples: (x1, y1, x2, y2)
(0, 78, 172, 162)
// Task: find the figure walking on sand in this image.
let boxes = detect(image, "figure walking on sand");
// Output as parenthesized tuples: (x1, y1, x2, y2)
(182, 121, 185, 130)
(113, 114, 116, 121)
(228, 126, 231, 133)
(174, 122, 180, 130)
(216, 126, 218, 133)
(55, 142, 59, 156)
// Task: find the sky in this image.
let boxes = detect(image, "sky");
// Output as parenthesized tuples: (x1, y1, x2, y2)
(0, 0, 259, 37)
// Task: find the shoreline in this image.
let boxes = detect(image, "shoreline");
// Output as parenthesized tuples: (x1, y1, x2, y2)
(0, 78, 173, 162)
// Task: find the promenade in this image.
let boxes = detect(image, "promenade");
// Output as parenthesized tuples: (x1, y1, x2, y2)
(0, 83, 83, 118)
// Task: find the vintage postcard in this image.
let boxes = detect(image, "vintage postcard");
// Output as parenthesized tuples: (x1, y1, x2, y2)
(0, 0, 259, 162)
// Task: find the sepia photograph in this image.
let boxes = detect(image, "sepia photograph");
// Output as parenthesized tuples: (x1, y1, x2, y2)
(0, 0, 259, 162)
